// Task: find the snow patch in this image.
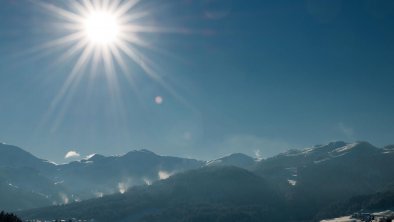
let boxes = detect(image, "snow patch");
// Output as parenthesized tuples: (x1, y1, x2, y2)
(320, 216, 355, 222)
(330, 152, 349, 158)
(206, 159, 222, 165)
(158, 171, 173, 180)
(288, 180, 297, 186)
(314, 158, 330, 164)
(43, 160, 58, 165)
(332, 143, 358, 153)
(118, 182, 127, 194)
(8, 183, 18, 189)
(143, 178, 152, 185)
(301, 147, 315, 154)
(54, 180, 64, 185)
(85, 153, 96, 159)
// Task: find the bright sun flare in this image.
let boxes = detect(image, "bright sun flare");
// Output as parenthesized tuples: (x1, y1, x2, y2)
(38, 0, 156, 77)
(37, 0, 182, 127)
(84, 11, 119, 44)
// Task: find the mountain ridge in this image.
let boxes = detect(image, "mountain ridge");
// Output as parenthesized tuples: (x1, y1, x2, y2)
(2, 140, 394, 220)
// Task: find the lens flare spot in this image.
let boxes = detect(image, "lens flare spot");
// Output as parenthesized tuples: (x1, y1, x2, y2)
(155, 96, 163, 104)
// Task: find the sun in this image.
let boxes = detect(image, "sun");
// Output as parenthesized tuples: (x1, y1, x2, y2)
(36, 0, 183, 83)
(37, 0, 156, 77)
(35, 0, 185, 128)
(84, 11, 119, 45)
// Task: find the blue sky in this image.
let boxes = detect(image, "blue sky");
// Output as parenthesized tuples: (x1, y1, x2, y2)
(1, 0, 394, 163)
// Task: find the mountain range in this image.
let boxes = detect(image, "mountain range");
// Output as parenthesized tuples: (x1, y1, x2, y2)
(0, 142, 260, 211)
(0, 143, 204, 210)
(1, 141, 394, 221)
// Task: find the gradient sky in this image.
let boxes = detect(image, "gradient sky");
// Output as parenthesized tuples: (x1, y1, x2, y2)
(1, 0, 394, 163)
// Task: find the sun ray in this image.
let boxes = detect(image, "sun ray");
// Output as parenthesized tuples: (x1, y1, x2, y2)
(80, 0, 95, 13)
(70, 1, 89, 16)
(52, 43, 94, 109)
(38, 2, 84, 23)
(119, 10, 149, 23)
(89, 47, 102, 77)
(40, 32, 86, 49)
(55, 38, 89, 65)
(108, 0, 122, 12)
(108, 43, 144, 103)
(114, 0, 140, 18)
(47, 43, 94, 131)
(109, 44, 129, 75)
(55, 22, 84, 31)
(119, 34, 151, 49)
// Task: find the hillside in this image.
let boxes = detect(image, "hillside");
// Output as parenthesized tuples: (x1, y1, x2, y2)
(0, 144, 205, 210)
(20, 166, 287, 222)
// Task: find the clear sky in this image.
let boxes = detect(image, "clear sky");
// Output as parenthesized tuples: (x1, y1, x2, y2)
(1, 0, 394, 163)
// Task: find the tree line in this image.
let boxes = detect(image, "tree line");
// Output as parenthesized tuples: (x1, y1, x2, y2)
(0, 211, 22, 222)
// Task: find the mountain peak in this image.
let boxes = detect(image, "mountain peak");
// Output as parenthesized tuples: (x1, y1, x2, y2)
(139, 149, 156, 154)
(206, 153, 256, 169)
(125, 149, 157, 156)
(0, 143, 55, 172)
(0, 143, 27, 152)
(326, 141, 348, 148)
(0, 143, 40, 165)
(347, 141, 378, 153)
(222, 153, 255, 161)
(310, 141, 380, 157)
(85, 153, 106, 162)
(279, 141, 350, 157)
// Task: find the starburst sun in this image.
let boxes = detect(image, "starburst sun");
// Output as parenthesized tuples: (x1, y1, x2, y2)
(34, 0, 172, 116)
(84, 11, 120, 45)
(34, 0, 187, 129)
(38, 0, 161, 82)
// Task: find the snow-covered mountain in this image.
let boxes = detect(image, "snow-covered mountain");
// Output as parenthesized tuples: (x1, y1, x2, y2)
(50, 149, 204, 199)
(0, 143, 255, 210)
(255, 141, 394, 207)
(270, 141, 377, 164)
(2, 140, 394, 214)
(0, 143, 70, 210)
(255, 141, 382, 178)
(0, 143, 205, 210)
(19, 142, 394, 222)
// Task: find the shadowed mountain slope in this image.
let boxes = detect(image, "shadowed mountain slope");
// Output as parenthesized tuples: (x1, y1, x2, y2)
(20, 166, 287, 222)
